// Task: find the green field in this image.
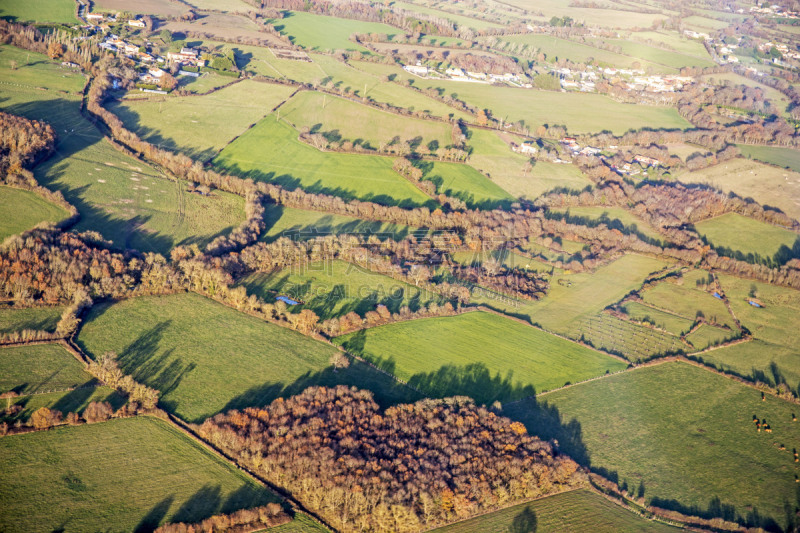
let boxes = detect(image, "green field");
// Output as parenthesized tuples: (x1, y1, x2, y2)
(0, 306, 63, 335)
(175, 71, 237, 94)
(279, 90, 452, 151)
(451, 249, 558, 274)
(238, 260, 444, 321)
(499, 34, 669, 72)
(387, 66, 690, 134)
(430, 489, 678, 533)
(77, 292, 417, 421)
(261, 204, 420, 242)
(589, 37, 714, 69)
(576, 312, 687, 362)
(693, 213, 799, 262)
(424, 161, 513, 209)
(738, 145, 800, 173)
(506, 361, 800, 531)
(620, 301, 694, 336)
(0, 186, 69, 242)
(640, 278, 736, 331)
(335, 310, 627, 402)
(0, 344, 93, 395)
(685, 323, 735, 350)
(501, 0, 666, 28)
(213, 114, 434, 207)
(694, 274, 800, 391)
(0, 44, 85, 93)
(0, 0, 77, 24)
(631, 30, 713, 57)
(0, 49, 246, 255)
(108, 80, 296, 159)
(0, 343, 124, 423)
(466, 129, 592, 200)
(394, 1, 503, 29)
(0, 416, 278, 532)
(549, 206, 663, 243)
(272, 11, 400, 51)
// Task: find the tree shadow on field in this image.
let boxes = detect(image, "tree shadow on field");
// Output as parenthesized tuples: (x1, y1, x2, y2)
(509, 505, 537, 533)
(134, 495, 174, 533)
(171, 485, 222, 524)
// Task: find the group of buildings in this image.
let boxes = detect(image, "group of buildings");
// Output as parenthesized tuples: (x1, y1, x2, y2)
(402, 64, 528, 87)
(555, 65, 694, 93)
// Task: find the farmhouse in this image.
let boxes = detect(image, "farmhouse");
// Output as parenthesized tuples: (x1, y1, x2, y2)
(128, 19, 146, 28)
(85, 12, 104, 21)
(403, 64, 429, 76)
(512, 141, 538, 155)
(139, 68, 166, 85)
(167, 48, 204, 67)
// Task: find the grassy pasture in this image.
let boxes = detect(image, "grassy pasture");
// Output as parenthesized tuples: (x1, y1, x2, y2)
(0, 0, 76, 24)
(631, 30, 712, 57)
(0, 343, 124, 423)
(0, 53, 245, 255)
(423, 161, 513, 209)
(693, 213, 799, 262)
(466, 129, 592, 200)
(451, 249, 558, 274)
(77, 292, 417, 421)
(430, 489, 678, 533)
(548, 206, 663, 243)
(676, 157, 800, 221)
(182, 0, 251, 11)
(108, 80, 296, 159)
(471, 254, 667, 333)
(0, 186, 69, 241)
(0, 306, 63, 335)
(0, 44, 85, 93)
(272, 11, 400, 52)
(506, 361, 800, 531)
(589, 37, 714, 69)
(213, 114, 434, 208)
(495, 0, 666, 28)
(682, 15, 730, 30)
(641, 279, 736, 331)
(335, 310, 628, 402)
(94, 0, 188, 16)
(393, 1, 503, 29)
(0, 416, 278, 533)
(738, 145, 800, 173)
(0, 344, 91, 395)
(278, 90, 452, 150)
(261, 204, 420, 242)
(499, 34, 667, 72)
(391, 69, 690, 134)
(621, 301, 694, 336)
(237, 260, 444, 321)
(695, 274, 800, 391)
(685, 323, 735, 350)
(175, 71, 238, 93)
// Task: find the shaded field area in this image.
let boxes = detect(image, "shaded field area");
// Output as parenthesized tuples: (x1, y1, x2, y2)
(430, 489, 678, 532)
(335, 310, 627, 402)
(77, 293, 418, 421)
(0, 343, 124, 424)
(548, 206, 664, 243)
(238, 259, 443, 321)
(423, 160, 513, 209)
(693, 212, 799, 263)
(505, 362, 800, 531)
(108, 80, 297, 160)
(0, 306, 63, 335)
(0, 48, 246, 255)
(213, 114, 435, 208)
(261, 204, 421, 242)
(0, 417, 278, 532)
(0, 186, 69, 242)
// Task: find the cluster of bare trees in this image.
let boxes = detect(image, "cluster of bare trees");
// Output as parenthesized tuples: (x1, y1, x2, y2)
(199, 386, 585, 532)
(153, 503, 290, 533)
